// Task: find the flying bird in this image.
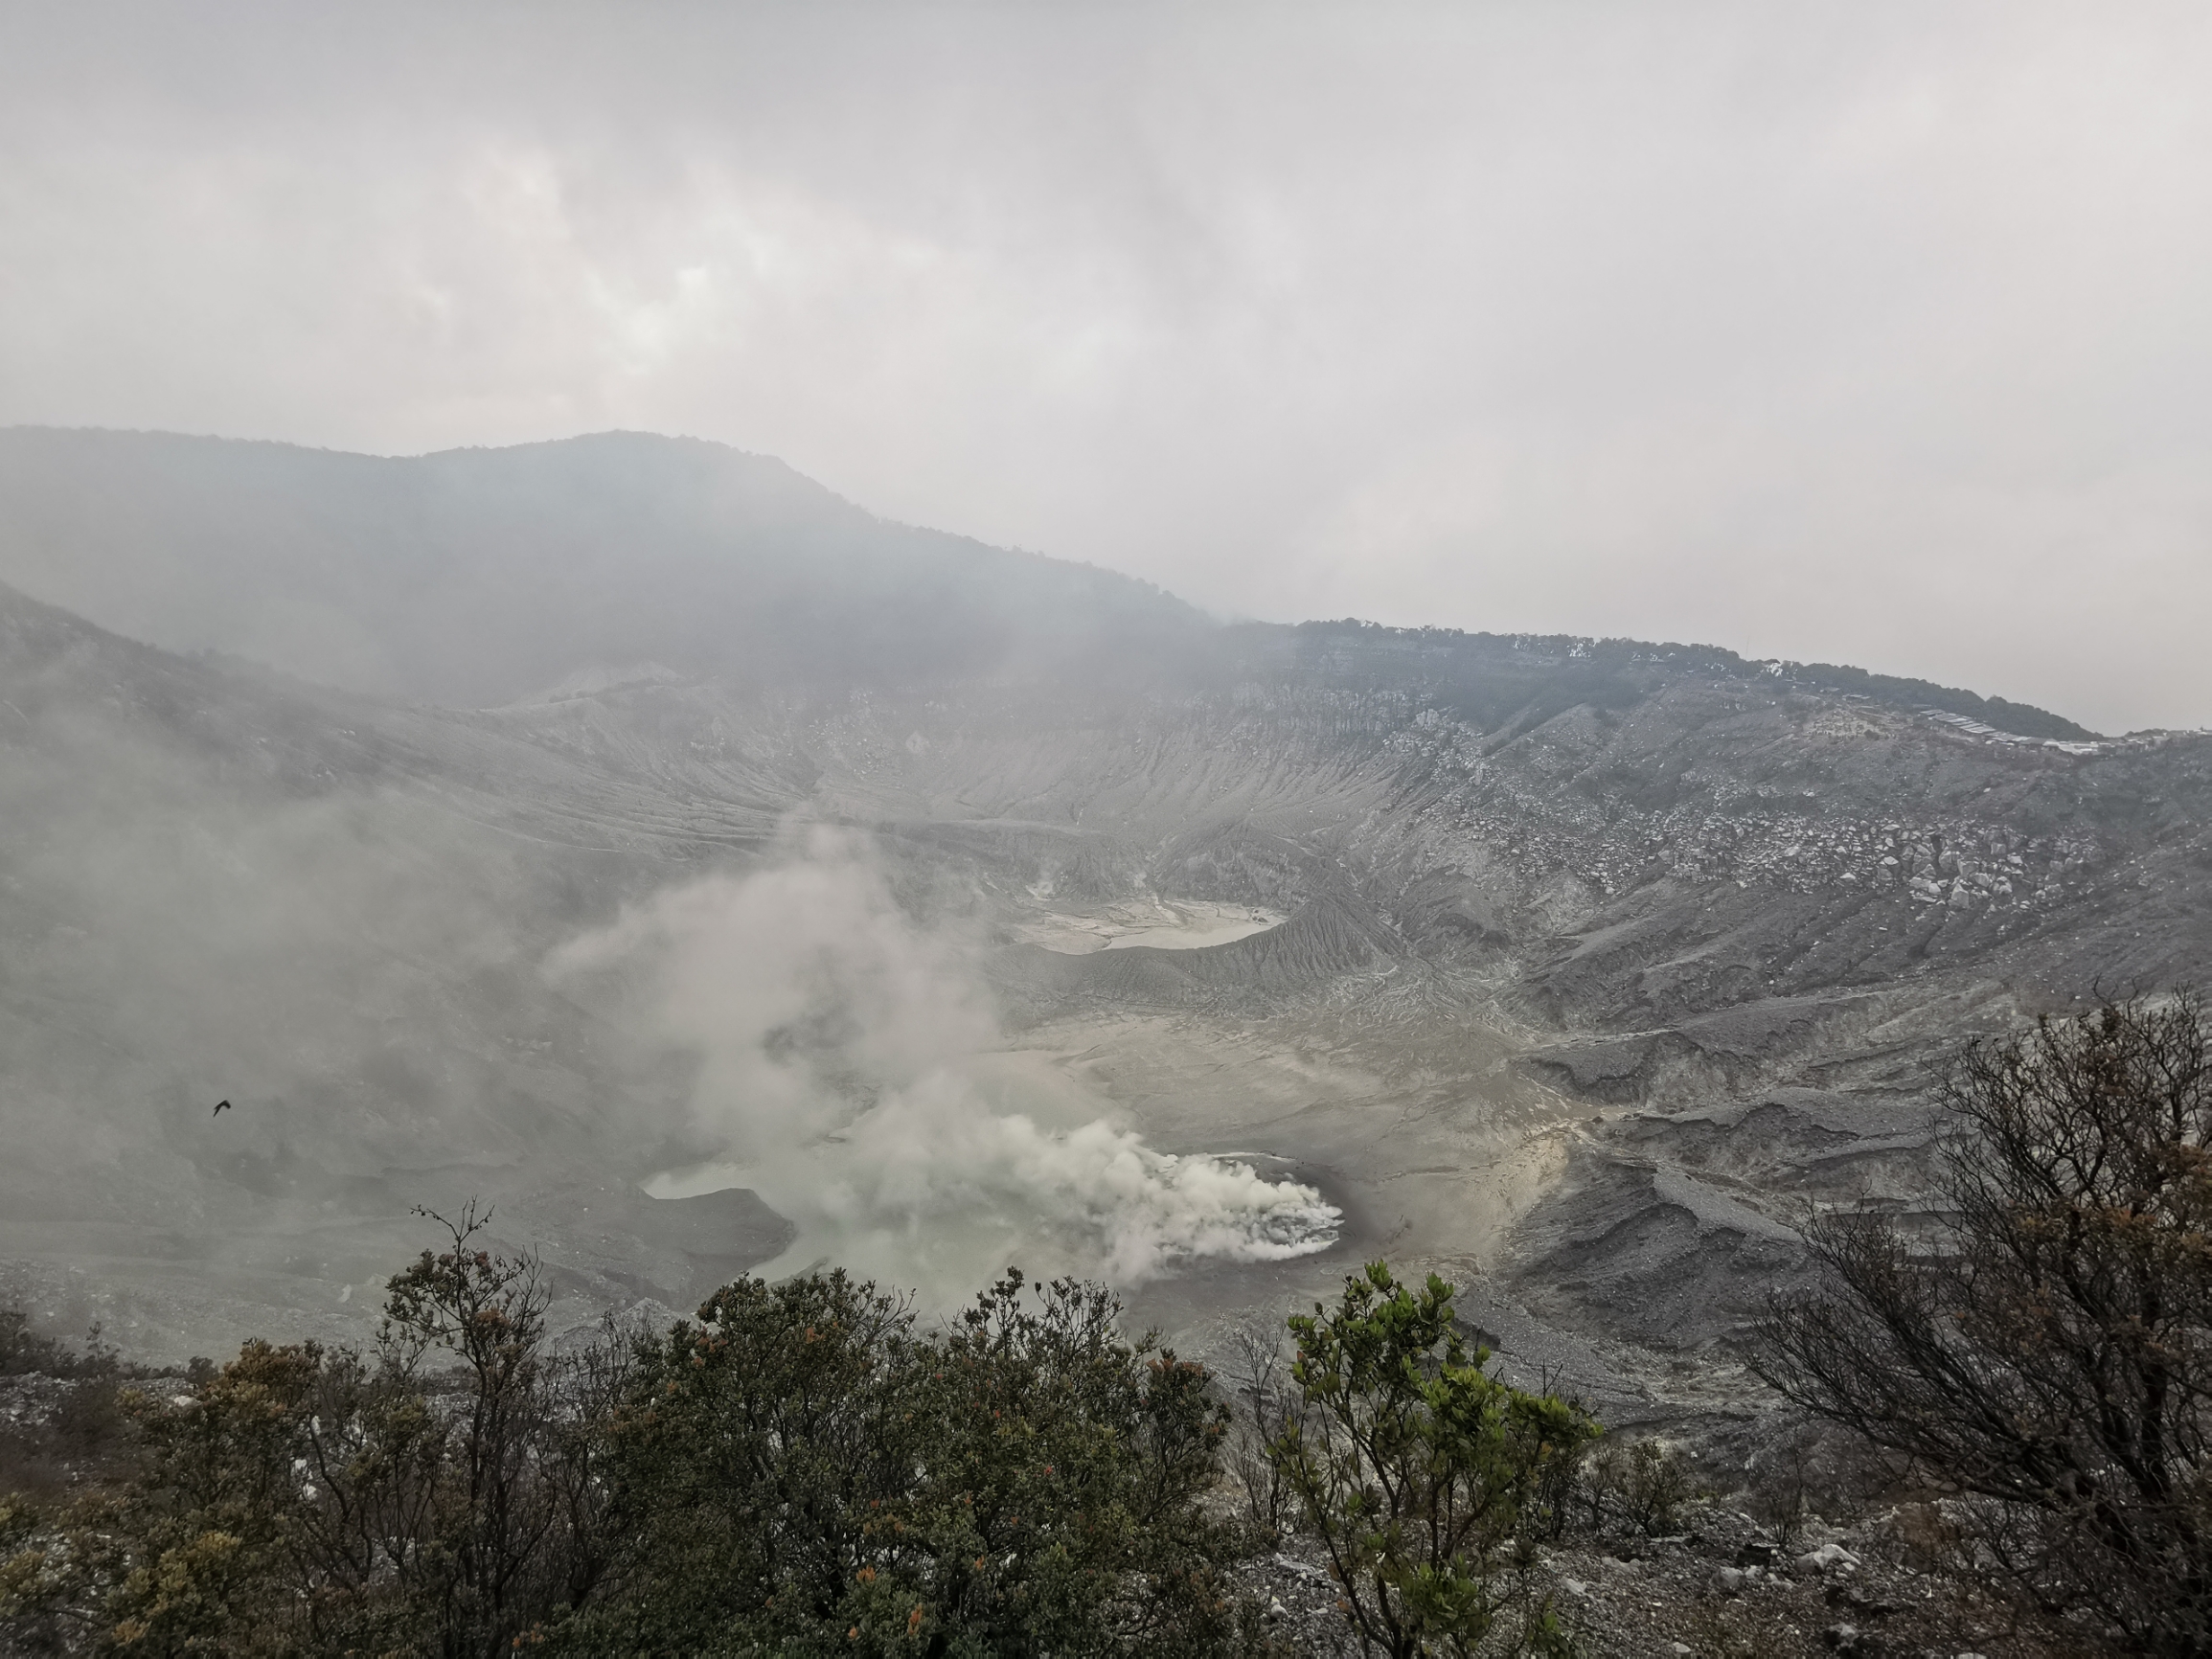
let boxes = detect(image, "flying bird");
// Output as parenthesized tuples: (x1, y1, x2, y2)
(212, 1099, 231, 1117)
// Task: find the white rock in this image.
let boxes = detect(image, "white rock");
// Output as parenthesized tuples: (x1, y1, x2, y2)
(1798, 1541, 1860, 1574)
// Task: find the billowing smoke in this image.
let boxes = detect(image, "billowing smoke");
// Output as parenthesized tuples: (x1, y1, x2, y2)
(546, 829, 1339, 1288)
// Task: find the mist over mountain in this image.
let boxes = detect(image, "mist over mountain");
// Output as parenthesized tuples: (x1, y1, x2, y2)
(0, 427, 2102, 741)
(0, 427, 1204, 707)
(0, 428, 2205, 1446)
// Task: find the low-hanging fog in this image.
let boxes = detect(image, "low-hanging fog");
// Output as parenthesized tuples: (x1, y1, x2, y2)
(548, 829, 1340, 1294)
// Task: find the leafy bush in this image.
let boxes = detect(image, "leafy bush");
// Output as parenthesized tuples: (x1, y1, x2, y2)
(1618, 1442, 1688, 1538)
(1266, 1262, 1597, 1658)
(1, 1204, 619, 1657)
(0, 1311, 114, 1381)
(8, 1225, 1618, 1655)
(567, 1266, 1257, 1656)
(0, 1315, 135, 1511)
(3, 1222, 1279, 1656)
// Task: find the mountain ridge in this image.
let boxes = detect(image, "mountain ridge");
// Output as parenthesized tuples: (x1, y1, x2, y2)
(0, 426, 2097, 739)
(0, 426, 1209, 709)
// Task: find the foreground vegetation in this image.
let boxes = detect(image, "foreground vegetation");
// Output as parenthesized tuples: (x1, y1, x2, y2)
(1761, 990, 2212, 1654)
(0, 1216, 1592, 1657)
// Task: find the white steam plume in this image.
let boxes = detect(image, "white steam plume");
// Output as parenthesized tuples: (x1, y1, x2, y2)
(546, 829, 1338, 1288)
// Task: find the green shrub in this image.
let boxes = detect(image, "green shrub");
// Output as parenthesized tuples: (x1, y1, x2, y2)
(3, 1204, 616, 1658)
(1267, 1261, 1597, 1659)
(2, 1224, 1291, 1655)
(567, 1267, 1261, 1657)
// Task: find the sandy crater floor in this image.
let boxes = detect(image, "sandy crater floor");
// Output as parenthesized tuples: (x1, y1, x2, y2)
(1009, 898, 1287, 954)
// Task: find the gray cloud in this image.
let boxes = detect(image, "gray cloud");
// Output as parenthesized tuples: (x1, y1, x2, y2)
(3, 1, 2209, 731)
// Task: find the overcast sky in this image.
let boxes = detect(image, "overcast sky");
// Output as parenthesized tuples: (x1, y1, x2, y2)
(3, 2, 2208, 733)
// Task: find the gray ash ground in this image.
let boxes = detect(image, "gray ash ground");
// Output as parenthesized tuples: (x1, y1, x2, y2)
(1230, 1502, 2094, 1658)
